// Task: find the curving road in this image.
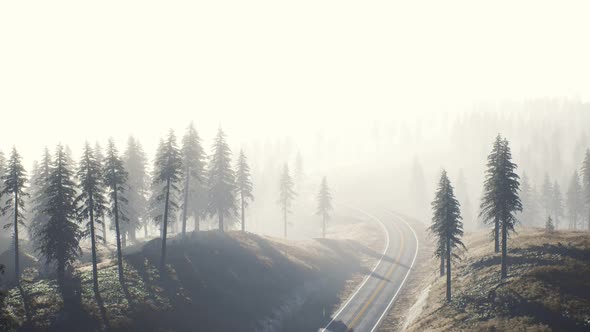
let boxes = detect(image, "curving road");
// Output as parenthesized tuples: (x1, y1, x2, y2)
(322, 208, 419, 332)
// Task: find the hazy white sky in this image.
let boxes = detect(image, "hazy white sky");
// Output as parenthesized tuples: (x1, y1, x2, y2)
(1, 1, 589, 164)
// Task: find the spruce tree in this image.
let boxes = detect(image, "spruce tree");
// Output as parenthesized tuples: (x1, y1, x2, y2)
(180, 123, 205, 236)
(0, 151, 7, 239)
(29, 148, 52, 246)
(207, 127, 236, 232)
(519, 173, 539, 226)
(278, 164, 296, 238)
(551, 181, 564, 229)
(566, 171, 584, 230)
(123, 136, 149, 241)
(430, 170, 464, 302)
(75, 143, 107, 294)
(479, 135, 503, 253)
(316, 176, 333, 238)
(545, 215, 554, 233)
(36, 145, 81, 288)
(94, 142, 108, 245)
(540, 174, 553, 219)
(153, 130, 182, 268)
(103, 139, 129, 284)
(1, 148, 29, 283)
(581, 149, 590, 230)
(479, 136, 521, 279)
(235, 150, 254, 232)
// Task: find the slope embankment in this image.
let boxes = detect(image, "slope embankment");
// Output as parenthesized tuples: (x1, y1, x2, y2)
(0, 215, 383, 332)
(401, 228, 590, 332)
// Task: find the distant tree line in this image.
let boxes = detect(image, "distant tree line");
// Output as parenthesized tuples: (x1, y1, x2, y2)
(0, 123, 333, 297)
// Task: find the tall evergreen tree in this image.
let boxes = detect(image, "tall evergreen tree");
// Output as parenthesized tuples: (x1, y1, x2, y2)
(103, 139, 129, 284)
(479, 136, 521, 279)
(0, 151, 7, 239)
(1, 148, 28, 283)
(551, 181, 564, 229)
(153, 130, 182, 268)
(207, 128, 236, 232)
(94, 142, 108, 245)
(235, 150, 254, 232)
(75, 143, 107, 294)
(479, 135, 503, 253)
(430, 170, 464, 303)
(566, 171, 584, 230)
(180, 123, 206, 236)
(278, 164, 296, 238)
(294, 150, 304, 191)
(519, 173, 539, 226)
(540, 174, 553, 219)
(581, 149, 590, 230)
(36, 145, 81, 288)
(316, 176, 333, 238)
(29, 148, 52, 245)
(123, 136, 149, 241)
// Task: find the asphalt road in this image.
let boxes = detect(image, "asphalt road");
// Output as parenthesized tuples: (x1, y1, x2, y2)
(321, 208, 419, 332)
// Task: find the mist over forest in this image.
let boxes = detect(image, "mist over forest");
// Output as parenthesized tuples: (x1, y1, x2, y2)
(1, 1, 590, 331)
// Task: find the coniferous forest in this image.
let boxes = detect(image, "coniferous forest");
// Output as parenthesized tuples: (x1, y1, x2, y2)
(2, 2, 590, 332)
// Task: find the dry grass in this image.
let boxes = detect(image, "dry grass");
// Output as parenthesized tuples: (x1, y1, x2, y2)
(403, 228, 590, 332)
(0, 215, 384, 331)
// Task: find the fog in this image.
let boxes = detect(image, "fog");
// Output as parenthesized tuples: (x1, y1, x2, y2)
(1, 1, 590, 238)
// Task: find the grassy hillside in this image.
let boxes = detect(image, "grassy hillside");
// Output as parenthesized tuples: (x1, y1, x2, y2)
(0, 217, 382, 331)
(404, 228, 590, 332)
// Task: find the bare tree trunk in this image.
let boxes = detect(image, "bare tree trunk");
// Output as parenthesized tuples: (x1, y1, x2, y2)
(283, 208, 287, 238)
(322, 214, 326, 238)
(114, 184, 125, 285)
(161, 178, 171, 269)
(446, 238, 451, 302)
(14, 191, 20, 284)
(494, 216, 500, 253)
(501, 221, 508, 279)
(181, 169, 190, 237)
(241, 193, 245, 232)
(194, 214, 200, 232)
(440, 254, 444, 277)
(102, 216, 107, 245)
(89, 199, 99, 294)
(219, 208, 225, 232)
(144, 224, 148, 238)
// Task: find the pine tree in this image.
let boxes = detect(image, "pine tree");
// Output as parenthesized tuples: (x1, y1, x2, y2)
(316, 176, 333, 238)
(479, 135, 503, 253)
(153, 130, 182, 268)
(29, 148, 52, 246)
(479, 136, 522, 279)
(581, 149, 590, 230)
(103, 139, 129, 284)
(294, 150, 304, 191)
(94, 142, 108, 245)
(566, 171, 584, 230)
(278, 164, 296, 238)
(540, 174, 553, 219)
(519, 173, 539, 226)
(0, 151, 7, 239)
(207, 127, 236, 232)
(75, 143, 107, 294)
(430, 170, 464, 303)
(235, 150, 254, 232)
(123, 136, 149, 241)
(551, 181, 564, 229)
(36, 145, 81, 288)
(545, 215, 555, 232)
(180, 123, 206, 236)
(1, 148, 29, 283)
